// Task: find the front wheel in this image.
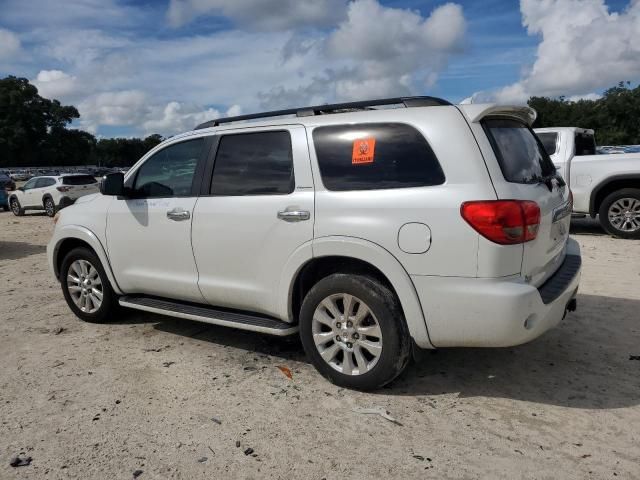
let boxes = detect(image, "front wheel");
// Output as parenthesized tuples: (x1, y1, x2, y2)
(599, 188, 640, 239)
(60, 247, 118, 323)
(299, 274, 411, 390)
(10, 197, 24, 216)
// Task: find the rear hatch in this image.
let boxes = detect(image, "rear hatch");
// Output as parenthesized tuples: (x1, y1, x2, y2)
(61, 175, 99, 199)
(483, 117, 571, 286)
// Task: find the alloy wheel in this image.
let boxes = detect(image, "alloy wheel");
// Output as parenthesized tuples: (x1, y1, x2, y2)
(67, 259, 103, 314)
(608, 197, 640, 233)
(311, 293, 383, 376)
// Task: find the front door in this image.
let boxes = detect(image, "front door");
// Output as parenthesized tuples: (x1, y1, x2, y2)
(191, 126, 314, 318)
(106, 137, 209, 302)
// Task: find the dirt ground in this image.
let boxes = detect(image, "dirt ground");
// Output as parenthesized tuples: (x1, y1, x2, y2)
(1, 211, 639, 480)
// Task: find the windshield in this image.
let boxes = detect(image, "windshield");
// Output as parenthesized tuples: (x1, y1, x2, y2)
(537, 132, 558, 156)
(483, 118, 556, 184)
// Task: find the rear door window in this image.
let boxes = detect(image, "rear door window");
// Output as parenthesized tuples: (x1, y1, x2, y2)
(575, 132, 596, 156)
(63, 175, 97, 185)
(537, 132, 558, 156)
(483, 118, 556, 184)
(210, 131, 294, 196)
(312, 123, 445, 191)
(35, 178, 56, 189)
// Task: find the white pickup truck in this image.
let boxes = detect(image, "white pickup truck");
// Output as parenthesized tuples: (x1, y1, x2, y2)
(535, 127, 640, 239)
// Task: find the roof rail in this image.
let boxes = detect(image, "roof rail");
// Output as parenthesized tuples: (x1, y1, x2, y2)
(195, 96, 451, 130)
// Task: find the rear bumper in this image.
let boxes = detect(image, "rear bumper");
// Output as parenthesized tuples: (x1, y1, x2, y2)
(412, 238, 581, 348)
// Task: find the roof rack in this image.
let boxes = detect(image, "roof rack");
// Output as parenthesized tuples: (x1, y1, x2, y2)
(195, 96, 451, 130)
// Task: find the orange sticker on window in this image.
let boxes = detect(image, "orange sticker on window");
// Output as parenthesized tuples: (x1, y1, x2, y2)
(352, 138, 376, 164)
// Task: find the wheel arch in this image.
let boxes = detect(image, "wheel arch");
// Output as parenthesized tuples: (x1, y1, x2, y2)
(282, 236, 434, 349)
(42, 193, 54, 206)
(50, 226, 123, 294)
(589, 174, 640, 217)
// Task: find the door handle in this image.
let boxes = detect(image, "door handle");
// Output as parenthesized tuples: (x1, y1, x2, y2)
(277, 210, 310, 222)
(166, 208, 191, 221)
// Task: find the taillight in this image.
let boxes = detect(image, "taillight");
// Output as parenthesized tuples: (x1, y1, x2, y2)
(57, 186, 71, 192)
(461, 200, 540, 245)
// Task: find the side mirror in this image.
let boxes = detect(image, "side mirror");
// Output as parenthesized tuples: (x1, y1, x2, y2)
(18, 187, 24, 192)
(100, 172, 125, 196)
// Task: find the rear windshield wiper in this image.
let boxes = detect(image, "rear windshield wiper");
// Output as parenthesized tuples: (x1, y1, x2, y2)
(525, 173, 566, 191)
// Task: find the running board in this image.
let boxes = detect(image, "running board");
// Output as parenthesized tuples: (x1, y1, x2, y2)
(119, 295, 298, 336)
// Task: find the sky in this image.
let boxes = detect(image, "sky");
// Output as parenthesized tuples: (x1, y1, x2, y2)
(0, 0, 639, 138)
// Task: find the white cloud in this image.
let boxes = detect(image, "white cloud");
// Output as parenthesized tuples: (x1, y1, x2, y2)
(32, 70, 78, 100)
(260, 0, 466, 107)
(167, 0, 347, 30)
(142, 102, 242, 135)
(78, 90, 149, 133)
(493, 0, 640, 103)
(0, 28, 20, 59)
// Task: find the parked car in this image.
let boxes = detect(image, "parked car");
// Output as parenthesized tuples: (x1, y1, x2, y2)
(47, 97, 581, 389)
(9, 174, 99, 217)
(10, 170, 30, 181)
(535, 127, 640, 238)
(0, 171, 15, 211)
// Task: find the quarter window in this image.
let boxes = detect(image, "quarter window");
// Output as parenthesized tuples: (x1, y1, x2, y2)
(210, 131, 294, 196)
(132, 138, 203, 198)
(312, 123, 445, 191)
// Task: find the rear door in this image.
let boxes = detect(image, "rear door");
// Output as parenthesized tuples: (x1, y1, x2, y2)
(191, 126, 314, 318)
(482, 118, 571, 286)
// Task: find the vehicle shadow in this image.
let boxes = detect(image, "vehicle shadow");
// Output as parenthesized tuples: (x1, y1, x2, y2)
(0, 241, 47, 260)
(570, 216, 606, 236)
(109, 293, 639, 409)
(387, 293, 640, 409)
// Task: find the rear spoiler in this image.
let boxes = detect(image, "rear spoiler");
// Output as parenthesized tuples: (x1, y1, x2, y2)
(457, 104, 537, 127)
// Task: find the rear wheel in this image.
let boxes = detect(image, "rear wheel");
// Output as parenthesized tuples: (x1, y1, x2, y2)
(599, 188, 640, 239)
(44, 197, 56, 217)
(60, 247, 118, 323)
(299, 274, 411, 390)
(10, 197, 24, 216)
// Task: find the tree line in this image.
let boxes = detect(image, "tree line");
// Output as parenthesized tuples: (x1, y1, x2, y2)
(1, 75, 639, 168)
(0, 76, 163, 168)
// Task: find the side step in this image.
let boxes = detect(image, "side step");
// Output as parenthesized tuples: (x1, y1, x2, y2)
(119, 295, 298, 336)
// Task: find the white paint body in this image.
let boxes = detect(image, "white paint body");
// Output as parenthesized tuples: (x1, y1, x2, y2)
(48, 103, 581, 349)
(534, 127, 640, 214)
(10, 175, 99, 211)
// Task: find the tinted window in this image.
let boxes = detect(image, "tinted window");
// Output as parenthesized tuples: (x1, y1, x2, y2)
(312, 123, 445, 191)
(483, 118, 555, 184)
(537, 132, 558, 155)
(34, 178, 55, 188)
(575, 132, 596, 156)
(210, 131, 294, 196)
(133, 139, 203, 198)
(63, 175, 97, 185)
(23, 178, 38, 190)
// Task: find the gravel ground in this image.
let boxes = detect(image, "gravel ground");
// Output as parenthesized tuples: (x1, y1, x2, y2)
(1, 212, 639, 479)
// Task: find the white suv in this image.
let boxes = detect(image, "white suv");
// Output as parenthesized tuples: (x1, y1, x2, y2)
(47, 97, 581, 390)
(10, 174, 99, 217)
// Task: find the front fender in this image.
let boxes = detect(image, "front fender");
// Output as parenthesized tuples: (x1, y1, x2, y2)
(47, 224, 123, 295)
(284, 236, 434, 349)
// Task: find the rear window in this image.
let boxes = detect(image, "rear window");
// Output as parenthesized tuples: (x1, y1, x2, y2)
(63, 175, 97, 185)
(312, 123, 445, 191)
(483, 118, 556, 184)
(575, 132, 596, 156)
(537, 132, 558, 155)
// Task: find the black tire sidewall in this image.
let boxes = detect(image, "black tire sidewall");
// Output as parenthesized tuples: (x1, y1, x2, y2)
(299, 274, 410, 390)
(44, 197, 56, 217)
(599, 188, 640, 239)
(60, 247, 116, 323)
(10, 197, 23, 216)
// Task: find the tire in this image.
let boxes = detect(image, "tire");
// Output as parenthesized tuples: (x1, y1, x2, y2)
(44, 196, 57, 217)
(60, 247, 118, 323)
(9, 197, 24, 216)
(299, 274, 411, 390)
(598, 188, 640, 239)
